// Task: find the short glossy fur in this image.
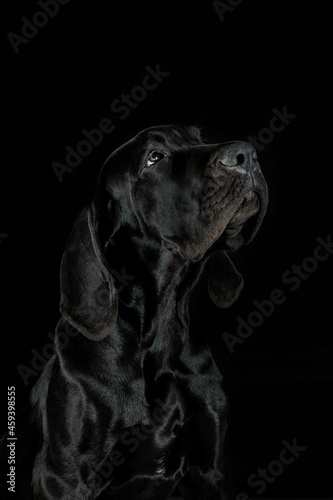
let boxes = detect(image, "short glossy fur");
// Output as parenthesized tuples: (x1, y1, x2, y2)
(0, 125, 268, 499)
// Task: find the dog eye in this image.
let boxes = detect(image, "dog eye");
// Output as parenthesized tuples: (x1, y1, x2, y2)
(146, 151, 164, 167)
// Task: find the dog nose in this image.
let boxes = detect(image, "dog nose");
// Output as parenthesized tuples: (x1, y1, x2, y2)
(217, 141, 259, 173)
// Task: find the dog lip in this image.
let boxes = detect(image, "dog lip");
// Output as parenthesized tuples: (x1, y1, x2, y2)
(221, 189, 264, 248)
(227, 190, 260, 226)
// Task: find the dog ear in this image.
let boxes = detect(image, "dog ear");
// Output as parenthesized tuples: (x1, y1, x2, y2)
(59, 204, 118, 341)
(207, 250, 244, 308)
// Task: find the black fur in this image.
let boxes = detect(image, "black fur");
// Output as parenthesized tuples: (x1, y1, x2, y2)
(0, 125, 268, 499)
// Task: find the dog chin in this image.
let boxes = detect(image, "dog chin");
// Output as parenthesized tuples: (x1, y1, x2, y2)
(222, 213, 262, 251)
(166, 191, 264, 260)
(221, 190, 265, 249)
(219, 227, 248, 251)
(175, 219, 253, 260)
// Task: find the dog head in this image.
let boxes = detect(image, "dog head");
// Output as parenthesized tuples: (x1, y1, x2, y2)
(60, 125, 268, 339)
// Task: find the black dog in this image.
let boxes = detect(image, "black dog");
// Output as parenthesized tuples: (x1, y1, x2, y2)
(0, 125, 268, 499)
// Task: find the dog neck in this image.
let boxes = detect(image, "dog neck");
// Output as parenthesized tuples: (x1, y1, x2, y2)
(105, 229, 207, 345)
(57, 230, 208, 389)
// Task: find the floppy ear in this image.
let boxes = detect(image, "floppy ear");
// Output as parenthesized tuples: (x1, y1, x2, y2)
(207, 250, 244, 308)
(59, 204, 118, 341)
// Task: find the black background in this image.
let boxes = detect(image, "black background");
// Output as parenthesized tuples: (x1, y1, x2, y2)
(1, 0, 332, 497)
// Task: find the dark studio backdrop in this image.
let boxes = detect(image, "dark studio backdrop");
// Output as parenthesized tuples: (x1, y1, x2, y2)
(1, 0, 332, 497)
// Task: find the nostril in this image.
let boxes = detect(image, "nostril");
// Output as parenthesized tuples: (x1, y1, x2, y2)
(217, 142, 258, 172)
(236, 153, 245, 165)
(219, 152, 244, 168)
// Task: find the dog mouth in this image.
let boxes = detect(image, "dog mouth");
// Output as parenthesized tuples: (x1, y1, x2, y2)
(225, 190, 259, 234)
(165, 182, 268, 261)
(220, 190, 263, 250)
(188, 189, 265, 259)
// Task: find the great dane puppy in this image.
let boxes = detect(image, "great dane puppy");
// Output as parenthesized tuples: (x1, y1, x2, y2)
(0, 125, 268, 499)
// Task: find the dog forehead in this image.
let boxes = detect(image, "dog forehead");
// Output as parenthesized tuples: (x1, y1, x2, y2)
(135, 125, 202, 149)
(99, 125, 202, 191)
